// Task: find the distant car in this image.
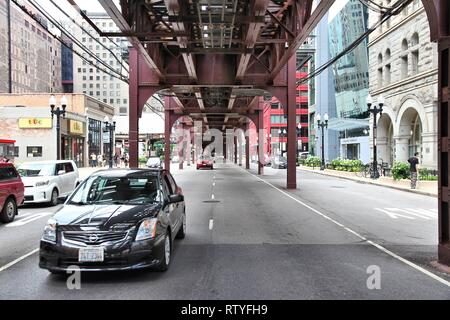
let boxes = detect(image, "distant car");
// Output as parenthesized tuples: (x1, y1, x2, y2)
(197, 156, 213, 170)
(39, 168, 186, 273)
(17, 160, 79, 206)
(171, 155, 179, 163)
(299, 152, 310, 160)
(146, 157, 161, 168)
(271, 156, 287, 169)
(0, 162, 24, 223)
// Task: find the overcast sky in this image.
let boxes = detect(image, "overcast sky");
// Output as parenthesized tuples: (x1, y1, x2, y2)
(33, 0, 120, 21)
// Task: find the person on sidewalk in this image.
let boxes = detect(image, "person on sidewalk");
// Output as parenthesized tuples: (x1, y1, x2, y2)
(408, 152, 420, 189)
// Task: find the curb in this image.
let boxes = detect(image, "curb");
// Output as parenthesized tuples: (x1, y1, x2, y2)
(298, 167, 437, 198)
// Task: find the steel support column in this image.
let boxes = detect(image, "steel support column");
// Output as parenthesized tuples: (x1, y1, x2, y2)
(286, 55, 297, 189)
(128, 49, 140, 168)
(234, 135, 238, 164)
(258, 110, 264, 175)
(438, 36, 450, 265)
(164, 108, 172, 172)
(246, 123, 250, 170)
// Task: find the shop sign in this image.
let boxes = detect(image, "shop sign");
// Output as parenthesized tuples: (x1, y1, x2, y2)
(69, 120, 84, 135)
(19, 118, 52, 129)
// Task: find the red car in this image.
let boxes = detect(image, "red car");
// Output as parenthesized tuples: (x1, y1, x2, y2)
(196, 157, 214, 170)
(0, 162, 24, 223)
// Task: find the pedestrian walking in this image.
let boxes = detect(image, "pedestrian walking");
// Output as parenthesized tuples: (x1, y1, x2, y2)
(97, 154, 103, 167)
(124, 153, 129, 168)
(408, 152, 420, 189)
(90, 152, 97, 167)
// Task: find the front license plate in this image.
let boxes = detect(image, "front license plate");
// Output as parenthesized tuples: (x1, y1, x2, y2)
(78, 247, 104, 262)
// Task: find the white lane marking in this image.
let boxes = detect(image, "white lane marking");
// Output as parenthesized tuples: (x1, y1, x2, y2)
(0, 248, 39, 273)
(375, 208, 437, 220)
(387, 208, 432, 220)
(209, 219, 214, 230)
(6, 212, 52, 227)
(242, 168, 450, 288)
(213, 182, 216, 187)
(211, 194, 215, 200)
(375, 208, 415, 220)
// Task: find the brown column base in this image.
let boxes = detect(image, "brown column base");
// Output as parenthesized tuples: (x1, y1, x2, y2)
(438, 243, 450, 266)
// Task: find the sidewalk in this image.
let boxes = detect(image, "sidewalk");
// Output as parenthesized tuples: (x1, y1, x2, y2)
(298, 165, 438, 197)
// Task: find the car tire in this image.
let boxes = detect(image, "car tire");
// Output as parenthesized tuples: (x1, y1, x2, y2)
(0, 197, 17, 223)
(155, 231, 171, 271)
(176, 212, 186, 239)
(49, 188, 58, 207)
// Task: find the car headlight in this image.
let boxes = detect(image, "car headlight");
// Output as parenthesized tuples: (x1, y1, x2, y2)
(42, 218, 57, 243)
(36, 180, 49, 187)
(135, 218, 158, 241)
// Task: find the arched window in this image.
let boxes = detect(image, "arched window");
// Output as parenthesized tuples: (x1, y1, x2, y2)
(377, 54, 383, 88)
(401, 39, 409, 79)
(411, 33, 419, 75)
(384, 49, 391, 85)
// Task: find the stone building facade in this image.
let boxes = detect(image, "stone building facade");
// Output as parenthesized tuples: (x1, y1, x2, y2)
(0, 0, 62, 93)
(72, 12, 129, 116)
(368, 0, 438, 169)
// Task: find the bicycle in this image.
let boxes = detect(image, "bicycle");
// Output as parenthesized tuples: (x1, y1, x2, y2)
(356, 162, 383, 178)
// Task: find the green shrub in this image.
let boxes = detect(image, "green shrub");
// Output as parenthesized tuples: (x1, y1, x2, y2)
(392, 162, 410, 180)
(329, 158, 363, 172)
(139, 156, 147, 163)
(304, 156, 321, 167)
(419, 168, 438, 181)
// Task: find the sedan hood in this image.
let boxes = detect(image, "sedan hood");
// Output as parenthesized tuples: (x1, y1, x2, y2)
(53, 203, 160, 229)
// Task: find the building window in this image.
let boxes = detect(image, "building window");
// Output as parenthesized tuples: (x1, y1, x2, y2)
(378, 67, 383, 87)
(401, 55, 408, 79)
(27, 146, 42, 157)
(384, 64, 391, 85)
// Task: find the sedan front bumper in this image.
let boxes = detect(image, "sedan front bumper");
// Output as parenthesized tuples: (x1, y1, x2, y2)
(39, 233, 165, 272)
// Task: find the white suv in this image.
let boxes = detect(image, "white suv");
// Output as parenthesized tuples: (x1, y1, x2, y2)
(17, 160, 80, 206)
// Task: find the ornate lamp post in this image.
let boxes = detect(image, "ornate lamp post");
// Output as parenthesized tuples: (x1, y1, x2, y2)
(49, 95, 67, 160)
(316, 113, 329, 170)
(104, 116, 116, 169)
(366, 94, 384, 179)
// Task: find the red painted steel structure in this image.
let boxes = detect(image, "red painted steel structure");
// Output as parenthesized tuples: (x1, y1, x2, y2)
(92, 0, 450, 265)
(96, 0, 335, 193)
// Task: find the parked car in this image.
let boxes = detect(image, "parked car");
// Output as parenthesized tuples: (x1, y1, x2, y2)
(299, 152, 310, 160)
(271, 156, 287, 169)
(0, 162, 24, 223)
(197, 156, 213, 170)
(39, 168, 186, 273)
(17, 160, 79, 206)
(146, 156, 162, 168)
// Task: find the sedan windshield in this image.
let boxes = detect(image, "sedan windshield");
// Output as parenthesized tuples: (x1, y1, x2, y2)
(17, 163, 54, 177)
(69, 175, 161, 205)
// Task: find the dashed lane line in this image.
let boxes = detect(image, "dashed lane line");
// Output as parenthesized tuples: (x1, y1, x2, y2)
(241, 168, 450, 288)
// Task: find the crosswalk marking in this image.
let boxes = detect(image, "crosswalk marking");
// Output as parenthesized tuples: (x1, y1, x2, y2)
(375, 208, 437, 220)
(6, 212, 53, 227)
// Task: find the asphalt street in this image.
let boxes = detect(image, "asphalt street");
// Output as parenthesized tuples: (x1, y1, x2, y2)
(0, 163, 449, 299)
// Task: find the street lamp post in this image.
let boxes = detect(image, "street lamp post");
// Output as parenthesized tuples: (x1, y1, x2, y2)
(316, 113, 329, 170)
(297, 123, 302, 160)
(366, 94, 384, 179)
(104, 116, 116, 169)
(49, 95, 67, 161)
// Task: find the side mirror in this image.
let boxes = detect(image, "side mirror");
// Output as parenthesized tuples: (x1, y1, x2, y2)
(57, 170, 66, 175)
(168, 194, 184, 203)
(57, 195, 68, 204)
